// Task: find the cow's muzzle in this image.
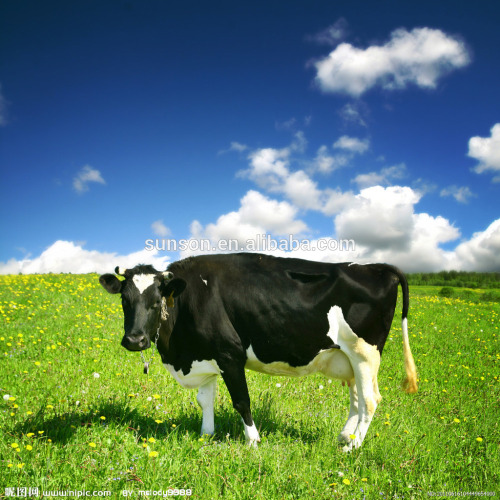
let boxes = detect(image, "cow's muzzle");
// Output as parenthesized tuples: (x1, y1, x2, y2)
(121, 333, 151, 351)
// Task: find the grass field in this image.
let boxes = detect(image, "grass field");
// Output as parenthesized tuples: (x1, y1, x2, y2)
(1, 274, 499, 499)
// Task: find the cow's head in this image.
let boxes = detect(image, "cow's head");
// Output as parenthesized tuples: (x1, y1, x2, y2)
(99, 265, 186, 351)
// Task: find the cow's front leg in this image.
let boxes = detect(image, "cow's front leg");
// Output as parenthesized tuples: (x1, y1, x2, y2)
(196, 376, 217, 436)
(220, 363, 260, 447)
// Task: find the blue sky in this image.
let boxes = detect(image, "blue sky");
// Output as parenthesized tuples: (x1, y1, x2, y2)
(1, 0, 499, 273)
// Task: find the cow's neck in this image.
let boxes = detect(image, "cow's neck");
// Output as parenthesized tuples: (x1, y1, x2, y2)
(157, 312, 176, 362)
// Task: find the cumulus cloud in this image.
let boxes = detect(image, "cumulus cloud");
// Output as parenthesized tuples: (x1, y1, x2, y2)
(219, 141, 249, 155)
(313, 27, 470, 97)
(183, 190, 309, 258)
(333, 135, 370, 154)
(440, 185, 476, 204)
(353, 163, 407, 189)
(338, 103, 367, 127)
(305, 18, 349, 46)
(450, 219, 500, 271)
(331, 186, 465, 271)
(151, 219, 171, 237)
(0, 240, 170, 275)
(73, 165, 106, 193)
(335, 186, 422, 251)
(468, 123, 500, 181)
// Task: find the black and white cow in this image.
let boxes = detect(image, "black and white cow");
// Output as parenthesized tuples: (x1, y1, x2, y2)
(99, 253, 417, 450)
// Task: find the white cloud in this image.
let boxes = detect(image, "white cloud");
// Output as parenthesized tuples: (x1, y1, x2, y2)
(450, 219, 500, 271)
(151, 219, 171, 237)
(321, 188, 356, 216)
(338, 103, 367, 127)
(0, 240, 170, 275)
(230, 141, 248, 152)
(332, 186, 464, 272)
(311, 145, 350, 175)
(335, 186, 422, 251)
(353, 163, 407, 188)
(440, 185, 476, 204)
(313, 27, 470, 97)
(242, 147, 290, 190)
(73, 165, 106, 193)
(468, 123, 500, 181)
(333, 135, 370, 154)
(282, 170, 323, 210)
(305, 18, 349, 46)
(219, 141, 249, 155)
(184, 190, 309, 258)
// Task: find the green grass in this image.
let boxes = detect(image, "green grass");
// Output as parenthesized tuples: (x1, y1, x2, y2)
(1, 276, 499, 498)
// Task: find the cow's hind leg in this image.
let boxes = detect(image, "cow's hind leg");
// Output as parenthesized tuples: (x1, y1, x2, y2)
(197, 376, 217, 436)
(343, 348, 380, 451)
(337, 382, 358, 444)
(220, 362, 260, 447)
(328, 307, 381, 451)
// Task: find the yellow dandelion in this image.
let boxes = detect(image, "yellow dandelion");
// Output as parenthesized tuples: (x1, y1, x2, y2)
(89, 442, 96, 448)
(148, 437, 156, 443)
(27, 433, 34, 437)
(100, 416, 106, 420)
(342, 478, 350, 485)
(361, 478, 368, 482)
(454, 418, 460, 423)
(153, 394, 161, 399)
(172, 424, 176, 428)
(149, 451, 159, 458)
(476, 437, 483, 442)
(11, 443, 19, 449)
(142, 443, 148, 448)
(17, 463, 25, 469)
(26, 445, 33, 451)
(155, 419, 163, 424)
(349, 434, 356, 440)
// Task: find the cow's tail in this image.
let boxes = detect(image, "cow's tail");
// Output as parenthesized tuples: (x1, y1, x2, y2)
(389, 266, 418, 394)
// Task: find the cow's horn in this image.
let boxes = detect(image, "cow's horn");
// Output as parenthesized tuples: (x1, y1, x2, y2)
(115, 266, 128, 276)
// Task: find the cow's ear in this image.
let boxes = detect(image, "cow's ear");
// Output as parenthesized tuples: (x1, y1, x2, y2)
(99, 274, 122, 294)
(162, 278, 186, 298)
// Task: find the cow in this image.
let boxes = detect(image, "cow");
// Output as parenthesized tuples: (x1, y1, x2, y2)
(99, 253, 417, 451)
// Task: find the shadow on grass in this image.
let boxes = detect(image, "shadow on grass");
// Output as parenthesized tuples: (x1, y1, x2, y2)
(11, 391, 326, 446)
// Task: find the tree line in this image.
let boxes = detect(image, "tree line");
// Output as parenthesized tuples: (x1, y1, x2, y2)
(406, 270, 500, 289)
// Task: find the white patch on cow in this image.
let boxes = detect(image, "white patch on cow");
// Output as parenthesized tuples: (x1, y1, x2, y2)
(132, 274, 156, 294)
(243, 421, 261, 447)
(245, 345, 353, 381)
(117, 266, 127, 275)
(200, 275, 208, 286)
(163, 359, 222, 389)
(196, 377, 217, 436)
(327, 305, 380, 451)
